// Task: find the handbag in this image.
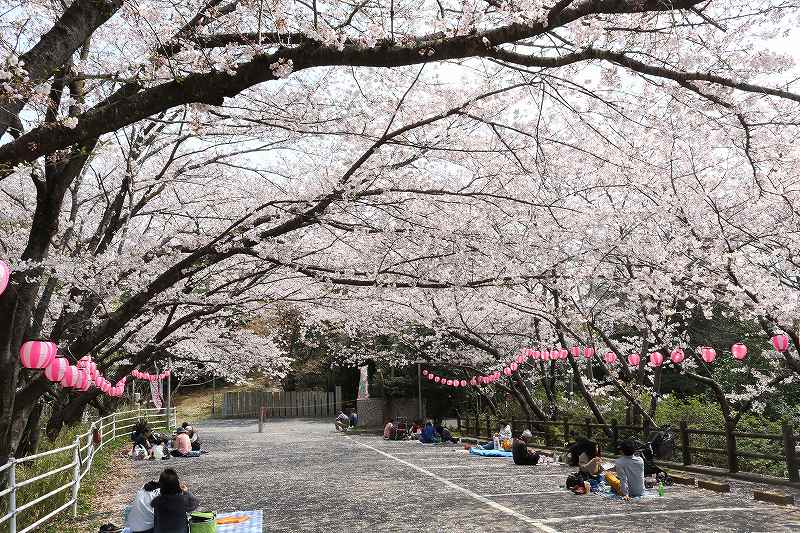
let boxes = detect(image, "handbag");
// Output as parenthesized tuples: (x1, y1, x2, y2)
(189, 511, 217, 533)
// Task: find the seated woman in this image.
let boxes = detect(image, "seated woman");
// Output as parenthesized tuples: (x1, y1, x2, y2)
(170, 428, 200, 458)
(577, 439, 603, 477)
(127, 480, 160, 533)
(150, 469, 199, 533)
(419, 421, 436, 443)
(383, 418, 395, 440)
(409, 420, 423, 437)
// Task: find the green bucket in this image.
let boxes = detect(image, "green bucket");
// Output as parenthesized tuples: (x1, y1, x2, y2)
(189, 511, 217, 533)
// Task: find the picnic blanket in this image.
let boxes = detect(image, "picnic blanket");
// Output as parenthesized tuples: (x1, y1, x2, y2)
(216, 510, 263, 532)
(469, 447, 513, 458)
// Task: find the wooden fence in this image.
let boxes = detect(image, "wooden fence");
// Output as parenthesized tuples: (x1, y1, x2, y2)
(221, 388, 342, 419)
(459, 414, 800, 481)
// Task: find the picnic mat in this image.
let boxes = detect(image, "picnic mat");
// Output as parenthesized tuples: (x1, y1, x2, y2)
(216, 510, 263, 532)
(469, 447, 513, 457)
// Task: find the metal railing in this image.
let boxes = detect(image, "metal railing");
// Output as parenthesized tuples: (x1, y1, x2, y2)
(0, 407, 176, 533)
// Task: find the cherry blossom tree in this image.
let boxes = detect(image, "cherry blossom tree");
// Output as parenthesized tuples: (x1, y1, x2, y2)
(3, 0, 800, 464)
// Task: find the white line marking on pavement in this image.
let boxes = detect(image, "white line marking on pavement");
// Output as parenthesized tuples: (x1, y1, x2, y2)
(347, 437, 560, 533)
(481, 491, 566, 497)
(540, 506, 761, 523)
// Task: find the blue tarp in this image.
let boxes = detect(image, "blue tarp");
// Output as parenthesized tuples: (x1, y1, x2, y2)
(469, 447, 513, 457)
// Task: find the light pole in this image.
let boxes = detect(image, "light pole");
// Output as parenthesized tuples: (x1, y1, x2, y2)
(414, 360, 425, 420)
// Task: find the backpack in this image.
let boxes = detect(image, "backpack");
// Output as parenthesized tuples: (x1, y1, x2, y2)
(189, 511, 217, 533)
(565, 471, 588, 489)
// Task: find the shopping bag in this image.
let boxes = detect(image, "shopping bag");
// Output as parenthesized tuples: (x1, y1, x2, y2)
(189, 511, 217, 533)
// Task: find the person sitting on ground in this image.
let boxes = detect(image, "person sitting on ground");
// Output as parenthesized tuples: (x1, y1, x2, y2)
(579, 446, 603, 477)
(349, 409, 358, 427)
(126, 480, 160, 533)
(170, 428, 200, 458)
(335, 410, 350, 432)
(419, 421, 436, 443)
(512, 430, 541, 465)
(615, 439, 645, 500)
(434, 422, 459, 444)
(181, 422, 201, 451)
(131, 420, 154, 459)
(150, 468, 199, 533)
(409, 419, 423, 437)
(479, 421, 512, 450)
(383, 418, 395, 440)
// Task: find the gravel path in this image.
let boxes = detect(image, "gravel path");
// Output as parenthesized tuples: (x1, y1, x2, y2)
(115, 418, 800, 532)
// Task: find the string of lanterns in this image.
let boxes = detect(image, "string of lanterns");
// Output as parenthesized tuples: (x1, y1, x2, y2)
(19, 341, 126, 396)
(130, 369, 171, 382)
(423, 334, 792, 387)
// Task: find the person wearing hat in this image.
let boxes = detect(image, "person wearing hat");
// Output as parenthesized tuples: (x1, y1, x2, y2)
(170, 428, 192, 457)
(512, 430, 541, 465)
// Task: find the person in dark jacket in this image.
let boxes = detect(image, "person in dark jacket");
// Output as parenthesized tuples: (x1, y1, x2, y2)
(512, 430, 541, 465)
(419, 421, 436, 443)
(150, 469, 199, 533)
(435, 423, 458, 444)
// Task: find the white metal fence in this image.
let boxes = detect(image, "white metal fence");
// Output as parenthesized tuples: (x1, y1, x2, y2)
(0, 407, 176, 533)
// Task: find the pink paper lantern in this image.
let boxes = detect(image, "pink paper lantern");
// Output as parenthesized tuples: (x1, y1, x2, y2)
(700, 346, 716, 363)
(670, 347, 685, 364)
(460, 379, 467, 387)
(0, 260, 9, 297)
(44, 356, 68, 382)
(649, 352, 664, 367)
(516, 354, 525, 364)
(434, 376, 441, 383)
(19, 340, 55, 369)
(541, 350, 550, 361)
(731, 342, 748, 360)
(772, 334, 789, 352)
(77, 370, 90, 391)
(560, 349, 568, 360)
(532, 350, 541, 360)
(510, 362, 518, 371)
(422, 369, 428, 376)
(427, 373, 434, 381)
(604, 351, 617, 364)
(446, 379, 453, 386)
(470, 377, 477, 386)
(503, 367, 512, 376)
(570, 346, 581, 358)
(584, 347, 595, 359)
(77, 355, 90, 369)
(628, 353, 641, 366)
(61, 365, 80, 388)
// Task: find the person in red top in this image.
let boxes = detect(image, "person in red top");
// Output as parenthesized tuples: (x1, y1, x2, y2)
(170, 428, 200, 457)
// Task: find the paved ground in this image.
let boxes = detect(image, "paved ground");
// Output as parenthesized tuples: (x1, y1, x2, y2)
(119, 418, 800, 532)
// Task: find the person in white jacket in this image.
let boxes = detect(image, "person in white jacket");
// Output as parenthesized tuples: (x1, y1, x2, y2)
(126, 480, 160, 533)
(479, 421, 512, 450)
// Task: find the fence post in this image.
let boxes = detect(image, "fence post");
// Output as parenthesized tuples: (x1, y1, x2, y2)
(725, 419, 739, 473)
(563, 418, 570, 444)
(475, 412, 479, 437)
(485, 413, 491, 440)
(584, 417, 592, 439)
(679, 420, 691, 466)
(72, 437, 81, 517)
(611, 419, 619, 453)
(456, 414, 461, 432)
(111, 414, 116, 441)
(783, 420, 799, 482)
(258, 406, 265, 433)
(8, 456, 16, 533)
